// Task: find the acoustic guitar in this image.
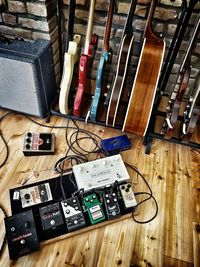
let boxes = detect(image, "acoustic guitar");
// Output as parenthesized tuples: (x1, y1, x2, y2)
(59, 0, 81, 115)
(181, 74, 200, 142)
(73, 0, 97, 117)
(161, 15, 200, 137)
(106, 0, 137, 126)
(122, 0, 165, 136)
(89, 0, 115, 121)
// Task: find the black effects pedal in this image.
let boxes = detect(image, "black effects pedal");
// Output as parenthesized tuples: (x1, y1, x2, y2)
(103, 188, 121, 219)
(23, 132, 55, 156)
(61, 196, 86, 232)
(4, 210, 39, 260)
(39, 202, 64, 231)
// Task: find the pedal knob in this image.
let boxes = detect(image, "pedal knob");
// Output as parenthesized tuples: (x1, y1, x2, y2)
(27, 132, 32, 138)
(103, 160, 107, 166)
(25, 144, 31, 150)
(50, 220, 55, 225)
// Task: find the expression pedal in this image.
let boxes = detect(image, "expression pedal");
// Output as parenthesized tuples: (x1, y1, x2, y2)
(4, 210, 39, 260)
(72, 154, 130, 192)
(61, 196, 86, 232)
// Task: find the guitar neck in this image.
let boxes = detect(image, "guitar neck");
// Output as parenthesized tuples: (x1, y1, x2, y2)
(103, 0, 115, 52)
(84, 0, 96, 55)
(65, 0, 76, 52)
(180, 14, 200, 72)
(144, 0, 157, 39)
(158, 0, 198, 93)
(123, 0, 137, 35)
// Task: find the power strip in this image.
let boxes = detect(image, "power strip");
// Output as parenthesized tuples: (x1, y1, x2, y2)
(72, 154, 130, 192)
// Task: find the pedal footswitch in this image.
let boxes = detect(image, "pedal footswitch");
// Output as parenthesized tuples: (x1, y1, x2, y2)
(61, 196, 86, 232)
(39, 202, 64, 231)
(119, 183, 137, 209)
(23, 132, 55, 156)
(83, 193, 105, 225)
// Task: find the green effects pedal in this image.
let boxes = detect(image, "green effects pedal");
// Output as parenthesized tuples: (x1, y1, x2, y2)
(83, 194, 105, 225)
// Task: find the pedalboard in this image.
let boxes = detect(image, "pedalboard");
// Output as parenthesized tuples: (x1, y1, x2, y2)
(61, 196, 86, 232)
(73, 154, 130, 191)
(39, 202, 64, 231)
(7, 171, 139, 259)
(103, 188, 121, 220)
(20, 182, 52, 208)
(4, 210, 39, 260)
(23, 132, 55, 156)
(83, 193, 105, 224)
(119, 183, 137, 209)
(100, 135, 132, 155)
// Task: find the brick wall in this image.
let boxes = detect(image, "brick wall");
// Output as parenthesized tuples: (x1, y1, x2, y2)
(0, 0, 200, 96)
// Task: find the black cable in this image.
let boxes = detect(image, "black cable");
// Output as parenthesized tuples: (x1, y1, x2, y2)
(0, 112, 104, 171)
(0, 204, 8, 258)
(125, 162, 159, 224)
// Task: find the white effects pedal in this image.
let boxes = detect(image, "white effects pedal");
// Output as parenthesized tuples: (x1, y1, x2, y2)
(119, 183, 137, 209)
(72, 154, 130, 192)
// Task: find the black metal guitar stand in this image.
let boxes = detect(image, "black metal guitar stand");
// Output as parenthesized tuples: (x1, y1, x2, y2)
(143, 96, 200, 154)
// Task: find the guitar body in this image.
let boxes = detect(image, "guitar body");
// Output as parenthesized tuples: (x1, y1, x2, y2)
(106, 34, 134, 126)
(89, 51, 109, 121)
(181, 75, 200, 141)
(122, 0, 165, 136)
(73, 0, 97, 117)
(59, 34, 81, 114)
(161, 66, 191, 136)
(73, 55, 88, 116)
(123, 37, 165, 136)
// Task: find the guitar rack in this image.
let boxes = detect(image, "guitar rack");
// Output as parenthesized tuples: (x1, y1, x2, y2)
(50, 90, 200, 155)
(143, 94, 200, 154)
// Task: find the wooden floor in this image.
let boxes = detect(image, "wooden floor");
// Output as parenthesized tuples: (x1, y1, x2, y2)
(0, 110, 199, 267)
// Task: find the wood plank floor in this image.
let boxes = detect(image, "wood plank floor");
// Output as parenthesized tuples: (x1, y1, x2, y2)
(0, 111, 199, 267)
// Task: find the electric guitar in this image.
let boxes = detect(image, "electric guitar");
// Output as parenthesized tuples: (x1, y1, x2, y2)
(161, 14, 200, 136)
(73, 0, 98, 117)
(157, 0, 198, 96)
(88, 0, 115, 121)
(123, 0, 165, 136)
(59, 0, 81, 115)
(106, 0, 137, 126)
(181, 74, 200, 142)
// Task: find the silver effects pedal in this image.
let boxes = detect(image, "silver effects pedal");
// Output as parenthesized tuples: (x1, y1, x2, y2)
(23, 132, 55, 156)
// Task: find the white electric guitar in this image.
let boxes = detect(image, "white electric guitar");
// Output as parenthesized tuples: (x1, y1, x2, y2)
(59, 0, 81, 115)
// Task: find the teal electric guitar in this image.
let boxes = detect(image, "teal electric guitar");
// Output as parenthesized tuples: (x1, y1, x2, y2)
(88, 0, 115, 121)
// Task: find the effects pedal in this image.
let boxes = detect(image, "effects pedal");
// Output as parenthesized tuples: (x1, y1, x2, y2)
(83, 193, 105, 225)
(119, 183, 137, 209)
(23, 132, 55, 156)
(61, 196, 86, 232)
(20, 182, 52, 208)
(39, 202, 64, 231)
(73, 154, 130, 192)
(103, 188, 121, 220)
(4, 210, 39, 260)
